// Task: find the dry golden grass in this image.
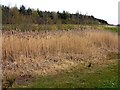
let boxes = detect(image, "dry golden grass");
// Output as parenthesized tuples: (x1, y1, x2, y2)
(3, 30, 118, 58)
(2, 30, 118, 88)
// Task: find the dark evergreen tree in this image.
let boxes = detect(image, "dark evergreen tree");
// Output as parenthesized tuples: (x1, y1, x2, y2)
(27, 8, 32, 15)
(19, 5, 26, 15)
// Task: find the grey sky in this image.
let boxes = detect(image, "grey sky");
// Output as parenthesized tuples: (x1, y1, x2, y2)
(0, 0, 119, 25)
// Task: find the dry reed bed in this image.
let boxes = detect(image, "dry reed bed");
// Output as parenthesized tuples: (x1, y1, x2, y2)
(2, 30, 118, 86)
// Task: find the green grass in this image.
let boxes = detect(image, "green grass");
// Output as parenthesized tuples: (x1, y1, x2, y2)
(15, 61, 118, 88)
(96, 25, 119, 32)
(3, 24, 119, 32)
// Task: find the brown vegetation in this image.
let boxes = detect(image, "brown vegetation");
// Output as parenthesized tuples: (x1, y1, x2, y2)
(2, 29, 118, 88)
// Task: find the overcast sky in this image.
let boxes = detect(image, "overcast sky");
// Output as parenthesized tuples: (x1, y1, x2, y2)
(0, 0, 119, 25)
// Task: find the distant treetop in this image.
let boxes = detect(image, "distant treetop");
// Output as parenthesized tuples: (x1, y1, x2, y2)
(1, 5, 108, 25)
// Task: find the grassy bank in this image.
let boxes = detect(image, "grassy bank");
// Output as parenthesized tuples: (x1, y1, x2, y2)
(15, 60, 118, 88)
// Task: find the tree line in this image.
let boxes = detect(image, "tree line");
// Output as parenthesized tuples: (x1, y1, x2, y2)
(1, 5, 108, 25)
